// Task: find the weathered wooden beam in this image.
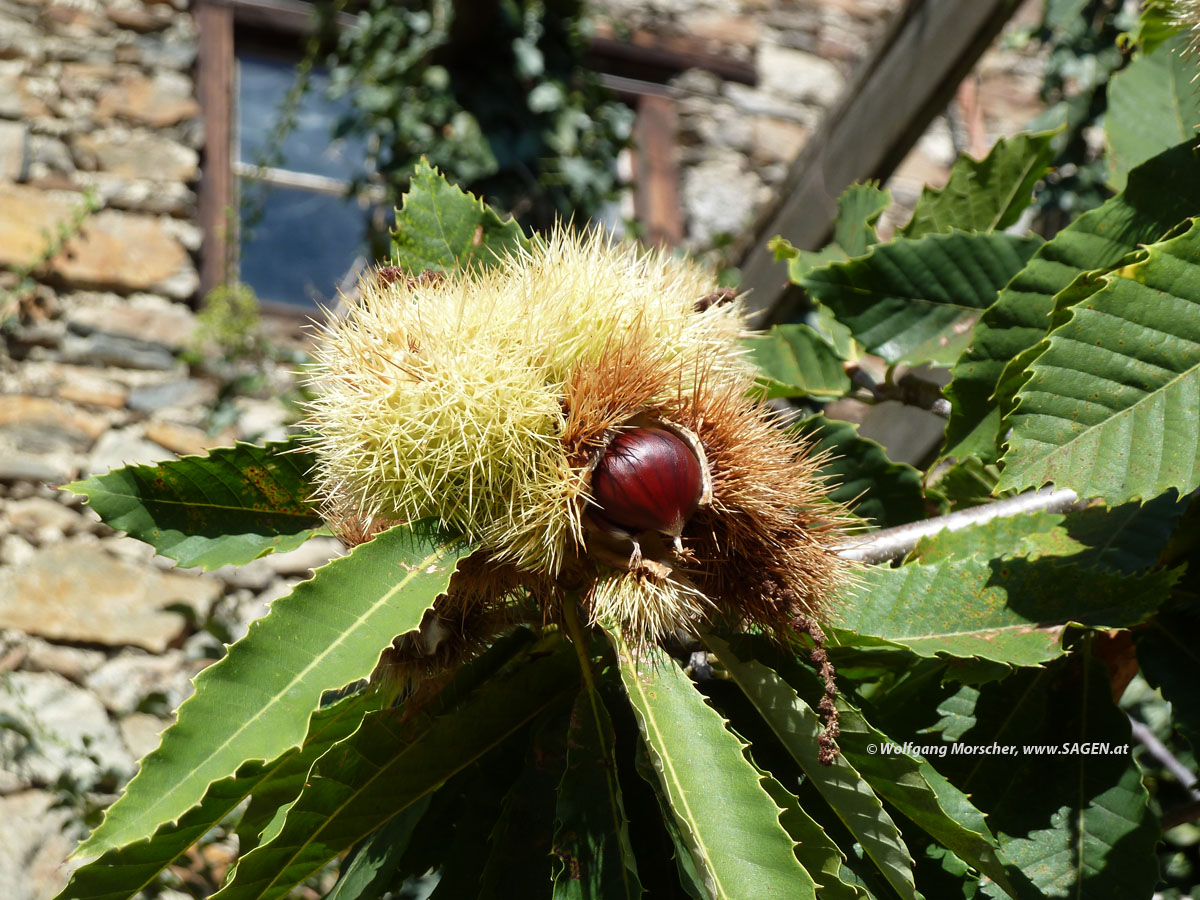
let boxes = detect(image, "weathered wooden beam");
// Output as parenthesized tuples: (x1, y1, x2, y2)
(633, 95, 685, 248)
(736, 0, 1023, 327)
(587, 34, 757, 86)
(195, 0, 236, 297)
(223, 0, 356, 35)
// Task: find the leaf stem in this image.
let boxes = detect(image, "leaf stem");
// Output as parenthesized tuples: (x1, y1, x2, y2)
(561, 590, 600, 697)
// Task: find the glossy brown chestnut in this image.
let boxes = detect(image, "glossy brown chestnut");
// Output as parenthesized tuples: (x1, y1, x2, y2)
(591, 427, 704, 538)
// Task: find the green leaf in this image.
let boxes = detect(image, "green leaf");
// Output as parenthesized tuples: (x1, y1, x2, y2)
(478, 709, 570, 899)
(741, 640, 1021, 897)
(759, 777, 866, 900)
(54, 692, 379, 900)
(932, 684, 982, 742)
(901, 132, 1058, 239)
(77, 524, 472, 858)
(907, 511, 1066, 565)
(630, 741, 709, 900)
(772, 182, 889, 283)
(1051, 491, 1186, 575)
(842, 715, 1015, 894)
(608, 631, 817, 900)
(1124, 0, 1187, 55)
(419, 759, 519, 900)
(998, 219, 1200, 504)
(831, 555, 1176, 665)
(929, 457, 1002, 510)
(63, 441, 323, 571)
(702, 635, 920, 900)
(409, 734, 531, 899)
(212, 635, 579, 900)
(746, 325, 852, 401)
(779, 240, 850, 283)
(942, 138, 1200, 461)
(799, 232, 1042, 367)
(250, 625, 536, 864)
(237, 692, 386, 855)
(553, 688, 643, 900)
(911, 490, 1183, 582)
(790, 415, 927, 529)
(1105, 34, 1200, 192)
(834, 181, 891, 258)
(391, 157, 530, 273)
(949, 650, 1158, 900)
(1136, 602, 1200, 750)
(325, 796, 432, 900)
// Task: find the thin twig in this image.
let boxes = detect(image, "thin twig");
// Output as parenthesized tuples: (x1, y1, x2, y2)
(845, 364, 951, 418)
(834, 487, 1082, 564)
(1127, 713, 1200, 796)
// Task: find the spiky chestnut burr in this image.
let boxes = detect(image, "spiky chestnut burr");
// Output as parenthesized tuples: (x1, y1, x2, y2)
(307, 227, 852, 650)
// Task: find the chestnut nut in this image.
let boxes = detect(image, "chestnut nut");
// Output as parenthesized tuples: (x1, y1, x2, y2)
(590, 426, 704, 553)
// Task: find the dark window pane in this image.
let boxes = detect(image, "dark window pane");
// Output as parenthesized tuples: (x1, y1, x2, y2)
(239, 183, 368, 307)
(237, 50, 367, 180)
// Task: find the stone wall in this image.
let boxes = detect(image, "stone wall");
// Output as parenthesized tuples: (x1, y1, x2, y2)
(0, 0, 219, 478)
(0, 3, 316, 897)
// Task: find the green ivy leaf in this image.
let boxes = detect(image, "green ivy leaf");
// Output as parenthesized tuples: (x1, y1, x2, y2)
(790, 414, 927, 529)
(901, 131, 1058, 239)
(63, 440, 323, 571)
(704, 635, 920, 900)
(998, 219, 1200, 505)
(746, 325, 852, 401)
(212, 635, 579, 900)
(391, 157, 530, 273)
(608, 631, 818, 900)
(76, 524, 472, 859)
(831, 555, 1176, 665)
(799, 232, 1042, 367)
(1105, 33, 1200, 192)
(942, 138, 1200, 462)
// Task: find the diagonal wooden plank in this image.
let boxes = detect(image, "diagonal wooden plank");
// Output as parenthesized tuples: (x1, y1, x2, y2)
(737, 0, 1023, 326)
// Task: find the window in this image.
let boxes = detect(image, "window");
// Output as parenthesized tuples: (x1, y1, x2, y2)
(234, 47, 384, 308)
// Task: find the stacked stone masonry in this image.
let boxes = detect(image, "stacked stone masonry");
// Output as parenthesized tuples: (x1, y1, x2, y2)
(0, 0, 1048, 896)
